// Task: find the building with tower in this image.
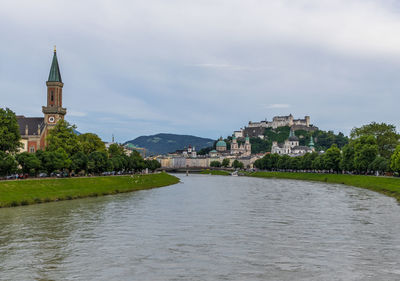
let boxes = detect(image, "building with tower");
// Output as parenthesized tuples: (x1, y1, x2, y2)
(271, 129, 315, 156)
(17, 47, 66, 153)
(216, 137, 227, 152)
(230, 135, 251, 157)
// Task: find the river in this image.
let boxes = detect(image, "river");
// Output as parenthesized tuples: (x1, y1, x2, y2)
(1, 174, 400, 280)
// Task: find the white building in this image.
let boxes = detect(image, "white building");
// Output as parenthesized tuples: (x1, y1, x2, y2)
(271, 130, 315, 156)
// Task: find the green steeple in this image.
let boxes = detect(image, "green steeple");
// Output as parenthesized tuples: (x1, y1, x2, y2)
(309, 136, 315, 148)
(48, 47, 62, 83)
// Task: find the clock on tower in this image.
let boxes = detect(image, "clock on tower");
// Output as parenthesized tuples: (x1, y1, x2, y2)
(42, 46, 67, 127)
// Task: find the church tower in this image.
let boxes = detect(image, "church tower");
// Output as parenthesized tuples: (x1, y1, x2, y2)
(42, 46, 66, 127)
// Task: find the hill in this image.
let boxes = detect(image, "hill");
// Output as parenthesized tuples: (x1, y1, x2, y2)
(125, 133, 214, 155)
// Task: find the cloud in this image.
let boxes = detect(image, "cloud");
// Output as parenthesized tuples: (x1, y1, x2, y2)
(1, 0, 400, 140)
(266, 104, 291, 109)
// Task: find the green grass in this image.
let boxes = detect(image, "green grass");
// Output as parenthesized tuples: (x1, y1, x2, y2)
(200, 169, 231, 176)
(0, 173, 180, 208)
(248, 171, 400, 201)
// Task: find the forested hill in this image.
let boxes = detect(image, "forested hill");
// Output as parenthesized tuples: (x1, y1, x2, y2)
(124, 133, 214, 155)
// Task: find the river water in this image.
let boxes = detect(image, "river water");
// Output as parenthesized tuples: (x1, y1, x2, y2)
(1, 174, 400, 280)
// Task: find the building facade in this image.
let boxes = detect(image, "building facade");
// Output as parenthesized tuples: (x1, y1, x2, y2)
(271, 130, 315, 156)
(230, 136, 251, 157)
(17, 48, 66, 153)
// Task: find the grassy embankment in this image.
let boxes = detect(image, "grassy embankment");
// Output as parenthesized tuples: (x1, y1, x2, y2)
(248, 171, 400, 201)
(0, 172, 179, 208)
(200, 169, 231, 176)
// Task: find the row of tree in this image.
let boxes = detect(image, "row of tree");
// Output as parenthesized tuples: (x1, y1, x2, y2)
(0, 108, 160, 177)
(254, 123, 400, 175)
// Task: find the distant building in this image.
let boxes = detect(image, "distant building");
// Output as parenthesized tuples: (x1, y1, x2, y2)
(238, 114, 318, 138)
(271, 129, 315, 156)
(17, 47, 66, 153)
(216, 137, 227, 152)
(230, 135, 251, 157)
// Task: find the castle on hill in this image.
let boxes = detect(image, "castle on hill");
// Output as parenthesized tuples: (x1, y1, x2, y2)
(17, 47, 66, 153)
(234, 114, 318, 139)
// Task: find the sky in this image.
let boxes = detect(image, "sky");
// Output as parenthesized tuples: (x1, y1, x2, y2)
(1, 0, 400, 142)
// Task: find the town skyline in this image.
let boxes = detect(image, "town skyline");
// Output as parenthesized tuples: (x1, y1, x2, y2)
(2, 0, 400, 142)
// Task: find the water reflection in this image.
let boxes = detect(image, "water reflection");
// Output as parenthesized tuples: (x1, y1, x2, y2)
(1, 175, 400, 280)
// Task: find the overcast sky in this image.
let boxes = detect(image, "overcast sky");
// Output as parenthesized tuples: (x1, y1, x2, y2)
(1, 0, 399, 142)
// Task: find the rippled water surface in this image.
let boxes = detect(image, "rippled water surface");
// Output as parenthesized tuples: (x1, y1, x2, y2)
(1, 174, 400, 280)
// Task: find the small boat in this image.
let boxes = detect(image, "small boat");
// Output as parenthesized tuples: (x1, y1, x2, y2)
(231, 171, 238, 177)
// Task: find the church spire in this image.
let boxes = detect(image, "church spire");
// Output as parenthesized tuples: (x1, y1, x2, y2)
(48, 47, 62, 83)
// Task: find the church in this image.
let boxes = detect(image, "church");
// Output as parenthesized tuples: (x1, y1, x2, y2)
(271, 129, 315, 156)
(17, 47, 66, 153)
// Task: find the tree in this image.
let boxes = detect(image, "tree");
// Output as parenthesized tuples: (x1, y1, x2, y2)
(351, 122, 399, 159)
(312, 155, 325, 170)
(369, 156, 389, 174)
(87, 151, 108, 174)
(70, 151, 88, 174)
(277, 155, 290, 170)
(0, 108, 21, 153)
(324, 144, 341, 172)
(353, 136, 378, 173)
(210, 161, 221, 167)
(46, 120, 81, 156)
(38, 148, 70, 175)
(232, 159, 244, 169)
(16, 152, 41, 175)
(340, 143, 355, 172)
(78, 133, 106, 155)
(108, 143, 125, 158)
(145, 159, 161, 171)
(250, 137, 271, 154)
(289, 157, 301, 170)
(128, 151, 145, 172)
(222, 158, 230, 167)
(0, 151, 18, 176)
(111, 155, 126, 172)
(390, 145, 400, 174)
(300, 152, 318, 170)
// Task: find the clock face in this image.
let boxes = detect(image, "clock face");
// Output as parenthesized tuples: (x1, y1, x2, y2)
(48, 116, 55, 123)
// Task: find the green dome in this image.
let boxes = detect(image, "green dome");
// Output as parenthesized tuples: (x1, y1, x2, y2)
(216, 140, 227, 147)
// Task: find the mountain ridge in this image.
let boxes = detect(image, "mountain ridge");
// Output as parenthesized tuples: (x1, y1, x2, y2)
(124, 133, 214, 155)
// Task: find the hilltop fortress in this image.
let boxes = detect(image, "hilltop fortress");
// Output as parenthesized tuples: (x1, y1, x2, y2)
(235, 114, 318, 139)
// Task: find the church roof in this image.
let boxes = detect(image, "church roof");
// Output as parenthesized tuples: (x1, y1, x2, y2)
(288, 129, 299, 141)
(308, 136, 315, 147)
(216, 140, 227, 147)
(16, 116, 45, 136)
(48, 49, 62, 83)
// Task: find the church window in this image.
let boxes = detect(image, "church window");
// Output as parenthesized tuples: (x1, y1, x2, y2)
(51, 91, 54, 102)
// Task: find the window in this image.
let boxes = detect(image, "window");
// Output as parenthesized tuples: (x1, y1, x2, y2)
(51, 90, 54, 102)
(29, 146, 35, 153)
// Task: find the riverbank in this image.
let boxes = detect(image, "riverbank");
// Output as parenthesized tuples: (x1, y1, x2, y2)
(0, 172, 180, 208)
(247, 171, 400, 201)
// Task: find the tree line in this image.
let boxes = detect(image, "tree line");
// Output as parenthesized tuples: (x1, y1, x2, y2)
(254, 122, 400, 175)
(0, 108, 160, 177)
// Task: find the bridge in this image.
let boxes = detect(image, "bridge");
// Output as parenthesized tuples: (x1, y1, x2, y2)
(160, 167, 234, 173)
